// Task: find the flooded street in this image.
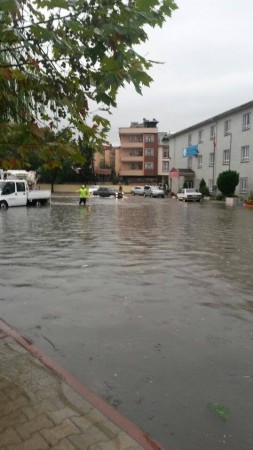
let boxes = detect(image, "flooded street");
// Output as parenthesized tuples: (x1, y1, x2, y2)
(0, 195, 253, 450)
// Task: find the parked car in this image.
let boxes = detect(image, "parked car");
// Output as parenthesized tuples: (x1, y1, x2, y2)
(143, 185, 165, 198)
(177, 188, 202, 202)
(88, 185, 100, 195)
(131, 186, 144, 196)
(94, 187, 123, 198)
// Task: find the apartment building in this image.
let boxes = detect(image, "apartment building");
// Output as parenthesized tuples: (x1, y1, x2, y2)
(157, 132, 171, 184)
(94, 144, 120, 181)
(169, 100, 253, 197)
(118, 118, 159, 183)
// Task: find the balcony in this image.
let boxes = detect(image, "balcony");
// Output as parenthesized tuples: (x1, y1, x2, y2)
(120, 142, 143, 148)
(121, 156, 143, 162)
(120, 169, 144, 176)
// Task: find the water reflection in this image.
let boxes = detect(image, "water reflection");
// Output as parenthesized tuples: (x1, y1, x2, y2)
(0, 196, 253, 449)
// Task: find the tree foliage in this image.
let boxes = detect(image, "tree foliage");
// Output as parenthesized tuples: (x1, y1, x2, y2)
(217, 170, 239, 197)
(0, 0, 178, 169)
(199, 178, 210, 196)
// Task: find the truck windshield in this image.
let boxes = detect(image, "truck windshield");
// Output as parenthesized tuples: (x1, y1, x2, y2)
(1, 182, 15, 195)
(0, 181, 5, 191)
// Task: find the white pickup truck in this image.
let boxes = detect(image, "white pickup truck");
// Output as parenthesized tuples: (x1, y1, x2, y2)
(0, 180, 51, 209)
(177, 188, 202, 202)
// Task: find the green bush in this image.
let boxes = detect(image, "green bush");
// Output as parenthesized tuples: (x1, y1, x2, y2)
(215, 194, 225, 201)
(245, 191, 253, 204)
(199, 178, 210, 196)
(217, 170, 239, 197)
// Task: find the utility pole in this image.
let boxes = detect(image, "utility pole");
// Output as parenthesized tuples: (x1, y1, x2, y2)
(229, 133, 232, 170)
(212, 134, 216, 195)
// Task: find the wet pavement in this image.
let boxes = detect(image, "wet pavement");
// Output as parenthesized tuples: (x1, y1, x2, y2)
(0, 319, 161, 449)
(0, 194, 253, 449)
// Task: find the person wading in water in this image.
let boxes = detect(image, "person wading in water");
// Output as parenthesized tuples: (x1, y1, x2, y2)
(77, 185, 89, 206)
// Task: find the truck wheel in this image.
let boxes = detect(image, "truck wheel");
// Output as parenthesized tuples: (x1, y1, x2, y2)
(35, 200, 41, 207)
(0, 201, 8, 210)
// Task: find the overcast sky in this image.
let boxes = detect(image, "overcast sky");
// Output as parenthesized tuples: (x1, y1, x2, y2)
(97, 0, 253, 145)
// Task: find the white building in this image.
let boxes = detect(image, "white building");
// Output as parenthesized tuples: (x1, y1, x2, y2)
(157, 132, 171, 183)
(168, 100, 253, 197)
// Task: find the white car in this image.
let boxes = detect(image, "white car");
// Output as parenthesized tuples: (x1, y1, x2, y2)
(88, 185, 100, 195)
(143, 186, 165, 198)
(131, 186, 144, 196)
(177, 188, 202, 202)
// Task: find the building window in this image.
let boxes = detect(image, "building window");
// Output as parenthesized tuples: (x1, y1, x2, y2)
(163, 149, 170, 158)
(239, 177, 248, 194)
(210, 125, 216, 140)
(145, 162, 154, 170)
(223, 149, 230, 165)
(145, 148, 154, 157)
(129, 149, 143, 156)
(187, 157, 192, 169)
(209, 153, 214, 167)
(198, 129, 204, 143)
(197, 155, 203, 168)
(129, 136, 137, 142)
(162, 161, 170, 172)
(242, 112, 251, 130)
(188, 134, 192, 146)
(130, 162, 142, 170)
(145, 134, 154, 143)
(224, 119, 231, 135)
(241, 145, 249, 162)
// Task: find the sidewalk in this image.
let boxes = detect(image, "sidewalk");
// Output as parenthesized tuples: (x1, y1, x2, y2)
(0, 319, 163, 450)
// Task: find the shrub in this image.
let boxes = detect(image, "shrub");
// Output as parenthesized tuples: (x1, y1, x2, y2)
(216, 170, 239, 197)
(199, 178, 210, 196)
(245, 191, 253, 204)
(215, 194, 225, 201)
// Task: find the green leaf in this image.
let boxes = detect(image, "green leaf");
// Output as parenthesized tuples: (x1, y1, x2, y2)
(101, 56, 123, 73)
(136, 0, 160, 13)
(30, 24, 54, 41)
(208, 403, 230, 422)
(48, 0, 68, 8)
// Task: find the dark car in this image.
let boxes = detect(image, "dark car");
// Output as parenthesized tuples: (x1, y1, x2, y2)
(95, 187, 123, 198)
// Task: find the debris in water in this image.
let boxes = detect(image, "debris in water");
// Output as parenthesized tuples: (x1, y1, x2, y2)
(208, 403, 230, 422)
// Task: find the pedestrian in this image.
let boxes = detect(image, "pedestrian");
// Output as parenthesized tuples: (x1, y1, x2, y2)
(77, 184, 89, 206)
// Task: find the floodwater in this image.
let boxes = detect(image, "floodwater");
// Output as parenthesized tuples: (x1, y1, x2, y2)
(0, 195, 253, 450)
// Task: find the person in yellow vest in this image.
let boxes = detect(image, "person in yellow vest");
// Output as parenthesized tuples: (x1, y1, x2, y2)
(77, 185, 89, 206)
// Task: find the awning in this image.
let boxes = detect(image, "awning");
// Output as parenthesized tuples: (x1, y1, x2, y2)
(94, 168, 111, 175)
(169, 168, 195, 179)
